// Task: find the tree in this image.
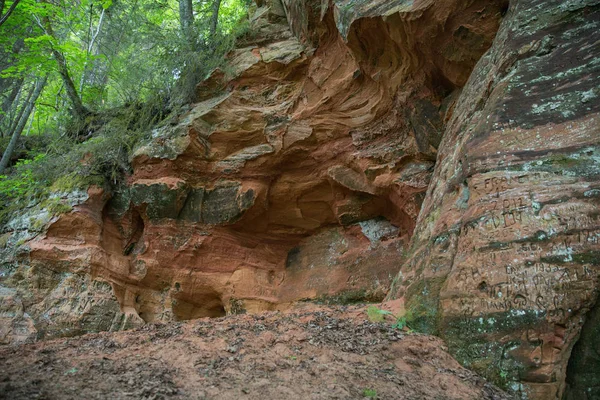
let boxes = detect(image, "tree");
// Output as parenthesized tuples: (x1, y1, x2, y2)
(0, 76, 46, 174)
(0, 78, 23, 134)
(36, 11, 90, 119)
(209, 0, 222, 37)
(179, 0, 194, 40)
(79, 4, 107, 94)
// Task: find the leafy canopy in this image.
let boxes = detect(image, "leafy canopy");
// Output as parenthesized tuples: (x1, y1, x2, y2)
(0, 0, 252, 224)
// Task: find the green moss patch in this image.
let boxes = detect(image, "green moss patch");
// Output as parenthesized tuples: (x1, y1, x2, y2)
(404, 276, 446, 334)
(442, 310, 546, 390)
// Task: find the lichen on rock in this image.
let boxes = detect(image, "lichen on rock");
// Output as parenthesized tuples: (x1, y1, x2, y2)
(2, 1, 599, 399)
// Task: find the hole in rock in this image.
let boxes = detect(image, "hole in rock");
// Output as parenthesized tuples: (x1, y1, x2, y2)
(124, 209, 145, 255)
(172, 289, 226, 321)
(500, 2, 509, 17)
(564, 300, 600, 399)
(101, 199, 146, 257)
(477, 281, 488, 292)
(134, 291, 166, 323)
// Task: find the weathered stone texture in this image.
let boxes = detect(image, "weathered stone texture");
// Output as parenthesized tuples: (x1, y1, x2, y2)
(2, 1, 598, 398)
(1, 0, 506, 344)
(387, 0, 600, 398)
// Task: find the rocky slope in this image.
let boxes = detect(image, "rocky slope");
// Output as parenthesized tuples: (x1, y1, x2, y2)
(0, 305, 511, 400)
(1, 0, 598, 399)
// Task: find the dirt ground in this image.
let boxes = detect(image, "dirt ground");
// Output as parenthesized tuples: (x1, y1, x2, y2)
(0, 305, 512, 400)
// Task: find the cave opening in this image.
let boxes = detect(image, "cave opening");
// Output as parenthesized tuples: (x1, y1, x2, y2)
(171, 289, 226, 321)
(124, 208, 145, 255)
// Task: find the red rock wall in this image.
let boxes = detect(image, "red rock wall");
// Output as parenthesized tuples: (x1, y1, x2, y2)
(387, 0, 600, 398)
(9, 1, 599, 398)
(1, 0, 507, 344)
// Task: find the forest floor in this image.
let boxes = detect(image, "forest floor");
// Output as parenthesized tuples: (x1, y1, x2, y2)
(0, 304, 512, 400)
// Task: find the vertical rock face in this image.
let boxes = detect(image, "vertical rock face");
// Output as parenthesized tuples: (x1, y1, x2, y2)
(387, 0, 600, 398)
(1, 0, 598, 398)
(0, 0, 506, 344)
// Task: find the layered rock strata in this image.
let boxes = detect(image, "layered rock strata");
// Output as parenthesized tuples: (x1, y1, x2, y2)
(387, 0, 600, 399)
(3, 0, 599, 399)
(0, 0, 507, 344)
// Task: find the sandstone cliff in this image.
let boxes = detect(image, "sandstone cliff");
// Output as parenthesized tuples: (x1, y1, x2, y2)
(385, 0, 600, 398)
(1, 0, 598, 399)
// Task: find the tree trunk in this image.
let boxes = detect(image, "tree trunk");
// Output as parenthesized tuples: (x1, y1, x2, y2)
(53, 49, 89, 118)
(25, 105, 35, 135)
(179, 0, 194, 39)
(0, 77, 46, 174)
(209, 0, 222, 37)
(0, 39, 26, 123)
(0, 0, 21, 28)
(0, 78, 24, 130)
(4, 81, 30, 139)
(39, 13, 90, 119)
(80, 7, 106, 93)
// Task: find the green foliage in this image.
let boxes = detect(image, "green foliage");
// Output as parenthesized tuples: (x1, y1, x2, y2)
(172, 18, 251, 105)
(0, 156, 48, 224)
(0, 157, 39, 199)
(366, 306, 414, 331)
(366, 305, 392, 323)
(362, 388, 377, 398)
(1, 0, 251, 134)
(0, 97, 167, 224)
(391, 310, 413, 330)
(0, 0, 252, 226)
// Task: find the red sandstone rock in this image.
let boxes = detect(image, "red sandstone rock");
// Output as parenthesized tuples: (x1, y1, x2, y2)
(2, 0, 598, 399)
(386, 0, 600, 398)
(2, 0, 504, 344)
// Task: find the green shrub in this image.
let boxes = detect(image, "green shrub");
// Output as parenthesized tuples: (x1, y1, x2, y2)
(366, 306, 414, 331)
(363, 388, 377, 398)
(366, 305, 392, 323)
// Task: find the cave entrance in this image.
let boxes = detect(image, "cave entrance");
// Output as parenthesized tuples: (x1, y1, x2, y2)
(563, 300, 600, 399)
(171, 289, 226, 321)
(124, 208, 145, 255)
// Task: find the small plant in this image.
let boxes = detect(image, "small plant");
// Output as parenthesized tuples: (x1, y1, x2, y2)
(391, 315, 408, 330)
(366, 306, 413, 331)
(363, 388, 377, 398)
(392, 310, 414, 330)
(366, 305, 392, 322)
(228, 298, 246, 315)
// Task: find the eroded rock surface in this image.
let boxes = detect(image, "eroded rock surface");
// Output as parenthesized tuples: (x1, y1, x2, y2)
(1, 0, 598, 399)
(0, 0, 506, 344)
(387, 0, 600, 398)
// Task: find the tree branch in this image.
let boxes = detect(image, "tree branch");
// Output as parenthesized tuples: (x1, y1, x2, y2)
(0, 0, 21, 28)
